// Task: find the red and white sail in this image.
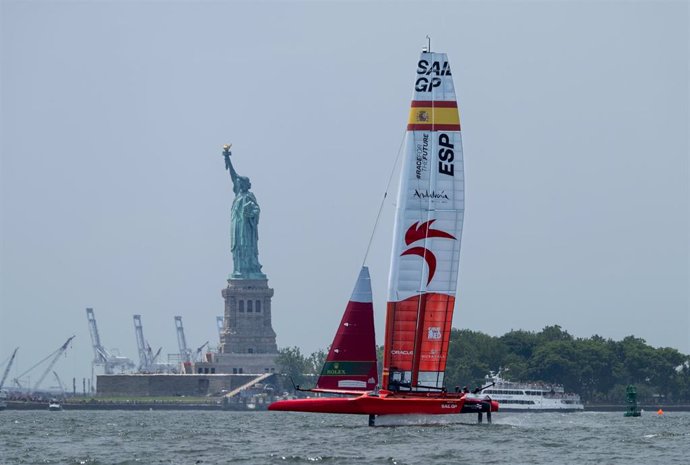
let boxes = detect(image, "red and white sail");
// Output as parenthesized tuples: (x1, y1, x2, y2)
(382, 52, 464, 391)
(315, 266, 378, 392)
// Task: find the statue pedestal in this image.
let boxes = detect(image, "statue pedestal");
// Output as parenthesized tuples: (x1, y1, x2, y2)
(204, 278, 277, 374)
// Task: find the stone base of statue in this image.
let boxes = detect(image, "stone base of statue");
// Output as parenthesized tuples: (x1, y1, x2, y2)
(220, 278, 277, 354)
(196, 278, 278, 375)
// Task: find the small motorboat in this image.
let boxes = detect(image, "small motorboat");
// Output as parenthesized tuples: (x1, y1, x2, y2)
(48, 399, 62, 411)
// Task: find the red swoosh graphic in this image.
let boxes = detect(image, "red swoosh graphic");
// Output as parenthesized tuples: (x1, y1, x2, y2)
(405, 220, 456, 246)
(401, 247, 437, 285)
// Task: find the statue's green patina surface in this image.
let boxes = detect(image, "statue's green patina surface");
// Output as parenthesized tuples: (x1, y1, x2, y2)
(222, 145, 265, 280)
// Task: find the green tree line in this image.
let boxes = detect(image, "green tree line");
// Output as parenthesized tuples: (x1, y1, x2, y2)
(276, 325, 690, 404)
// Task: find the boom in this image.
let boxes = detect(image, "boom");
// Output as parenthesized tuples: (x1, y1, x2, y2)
(0, 347, 19, 390)
(32, 336, 75, 393)
(150, 346, 162, 364)
(194, 341, 209, 362)
(53, 371, 66, 397)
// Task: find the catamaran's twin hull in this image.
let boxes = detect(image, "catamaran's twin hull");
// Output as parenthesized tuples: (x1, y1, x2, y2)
(268, 392, 498, 416)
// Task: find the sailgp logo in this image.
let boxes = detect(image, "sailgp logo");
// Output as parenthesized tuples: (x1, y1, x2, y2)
(401, 220, 456, 285)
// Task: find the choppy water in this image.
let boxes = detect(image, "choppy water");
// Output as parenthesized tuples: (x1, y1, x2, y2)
(1, 410, 688, 464)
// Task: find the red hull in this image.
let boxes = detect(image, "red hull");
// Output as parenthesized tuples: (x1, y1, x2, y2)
(268, 391, 498, 416)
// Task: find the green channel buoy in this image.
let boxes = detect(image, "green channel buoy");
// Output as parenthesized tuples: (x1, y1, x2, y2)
(624, 385, 641, 417)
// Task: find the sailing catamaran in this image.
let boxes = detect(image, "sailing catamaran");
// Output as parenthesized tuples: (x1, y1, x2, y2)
(269, 46, 498, 424)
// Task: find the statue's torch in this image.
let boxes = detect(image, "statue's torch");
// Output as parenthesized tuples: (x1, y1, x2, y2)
(223, 144, 232, 171)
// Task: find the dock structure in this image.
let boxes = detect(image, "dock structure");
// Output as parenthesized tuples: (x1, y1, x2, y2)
(97, 373, 276, 397)
(223, 372, 273, 398)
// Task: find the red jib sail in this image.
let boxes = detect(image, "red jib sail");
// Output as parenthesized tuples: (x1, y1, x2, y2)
(315, 266, 378, 391)
(382, 51, 465, 391)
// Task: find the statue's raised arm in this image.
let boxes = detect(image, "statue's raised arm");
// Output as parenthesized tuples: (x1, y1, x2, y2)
(222, 144, 239, 185)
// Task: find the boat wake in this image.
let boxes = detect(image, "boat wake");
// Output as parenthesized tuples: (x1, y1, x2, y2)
(373, 414, 495, 427)
(373, 414, 460, 427)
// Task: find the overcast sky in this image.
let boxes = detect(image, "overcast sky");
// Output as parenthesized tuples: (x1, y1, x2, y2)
(1, 0, 688, 388)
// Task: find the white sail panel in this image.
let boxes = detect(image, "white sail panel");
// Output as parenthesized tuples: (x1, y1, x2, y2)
(387, 53, 464, 302)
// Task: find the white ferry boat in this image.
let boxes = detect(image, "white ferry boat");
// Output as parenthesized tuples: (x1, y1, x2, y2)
(478, 371, 584, 412)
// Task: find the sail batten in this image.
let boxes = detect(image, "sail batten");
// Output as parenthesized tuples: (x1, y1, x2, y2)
(383, 51, 465, 391)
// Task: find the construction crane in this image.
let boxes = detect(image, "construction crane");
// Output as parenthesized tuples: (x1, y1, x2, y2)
(13, 336, 75, 393)
(193, 341, 210, 363)
(33, 336, 74, 393)
(174, 316, 192, 364)
(216, 316, 224, 339)
(133, 315, 151, 371)
(0, 347, 19, 391)
(150, 346, 162, 364)
(86, 308, 134, 374)
(133, 315, 162, 372)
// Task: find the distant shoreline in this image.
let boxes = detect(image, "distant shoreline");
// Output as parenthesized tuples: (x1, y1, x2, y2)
(583, 404, 690, 412)
(4, 400, 262, 411)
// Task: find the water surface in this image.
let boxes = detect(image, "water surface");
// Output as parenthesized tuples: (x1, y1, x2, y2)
(1, 410, 688, 464)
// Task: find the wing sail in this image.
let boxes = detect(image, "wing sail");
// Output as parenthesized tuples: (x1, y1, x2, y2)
(382, 52, 465, 391)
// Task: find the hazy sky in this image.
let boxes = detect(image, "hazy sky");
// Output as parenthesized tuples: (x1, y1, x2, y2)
(1, 0, 688, 388)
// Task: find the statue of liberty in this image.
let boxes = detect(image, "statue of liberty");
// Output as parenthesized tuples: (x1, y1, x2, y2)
(222, 145, 265, 279)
